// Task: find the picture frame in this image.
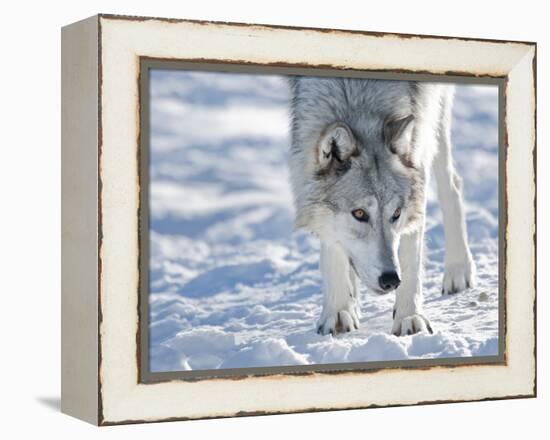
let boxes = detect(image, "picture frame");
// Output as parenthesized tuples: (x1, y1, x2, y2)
(61, 13, 536, 425)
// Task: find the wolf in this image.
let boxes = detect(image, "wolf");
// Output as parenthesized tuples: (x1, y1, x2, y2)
(288, 77, 476, 336)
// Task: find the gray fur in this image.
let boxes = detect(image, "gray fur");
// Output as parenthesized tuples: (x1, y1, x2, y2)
(288, 76, 441, 237)
(287, 76, 473, 336)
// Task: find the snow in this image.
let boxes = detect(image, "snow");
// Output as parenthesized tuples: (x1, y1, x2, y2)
(148, 69, 499, 372)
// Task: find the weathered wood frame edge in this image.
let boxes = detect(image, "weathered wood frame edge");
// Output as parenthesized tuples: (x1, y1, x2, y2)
(61, 15, 101, 425)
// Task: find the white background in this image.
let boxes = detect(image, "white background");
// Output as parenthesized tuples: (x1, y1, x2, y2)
(0, 0, 546, 437)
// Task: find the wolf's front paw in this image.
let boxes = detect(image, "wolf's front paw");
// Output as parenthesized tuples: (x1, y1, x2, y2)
(391, 313, 433, 336)
(442, 252, 476, 295)
(317, 303, 360, 335)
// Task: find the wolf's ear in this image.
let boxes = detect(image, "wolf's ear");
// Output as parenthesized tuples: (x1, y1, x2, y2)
(384, 114, 414, 155)
(317, 122, 357, 169)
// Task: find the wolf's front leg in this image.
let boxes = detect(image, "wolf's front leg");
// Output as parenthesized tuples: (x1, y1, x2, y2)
(433, 99, 476, 294)
(317, 242, 361, 335)
(391, 227, 433, 336)
(436, 169, 476, 294)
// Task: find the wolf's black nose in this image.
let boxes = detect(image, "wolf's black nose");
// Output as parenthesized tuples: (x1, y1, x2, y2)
(379, 271, 401, 291)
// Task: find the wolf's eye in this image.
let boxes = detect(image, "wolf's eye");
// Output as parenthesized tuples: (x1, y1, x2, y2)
(391, 207, 402, 222)
(351, 209, 369, 222)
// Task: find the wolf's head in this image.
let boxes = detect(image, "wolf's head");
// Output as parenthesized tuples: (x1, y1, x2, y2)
(289, 77, 428, 294)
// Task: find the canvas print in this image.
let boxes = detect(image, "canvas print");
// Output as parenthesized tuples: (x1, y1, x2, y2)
(146, 68, 500, 373)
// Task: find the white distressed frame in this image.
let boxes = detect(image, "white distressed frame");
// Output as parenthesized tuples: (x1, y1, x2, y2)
(62, 14, 536, 425)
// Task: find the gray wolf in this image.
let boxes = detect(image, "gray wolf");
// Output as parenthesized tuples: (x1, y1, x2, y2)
(288, 77, 476, 336)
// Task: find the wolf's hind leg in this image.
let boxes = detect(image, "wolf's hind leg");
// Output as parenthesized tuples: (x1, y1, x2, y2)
(392, 227, 433, 336)
(433, 90, 476, 295)
(317, 242, 361, 335)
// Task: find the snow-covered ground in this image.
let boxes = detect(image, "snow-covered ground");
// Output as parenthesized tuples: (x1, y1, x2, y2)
(148, 70, 499, 372)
